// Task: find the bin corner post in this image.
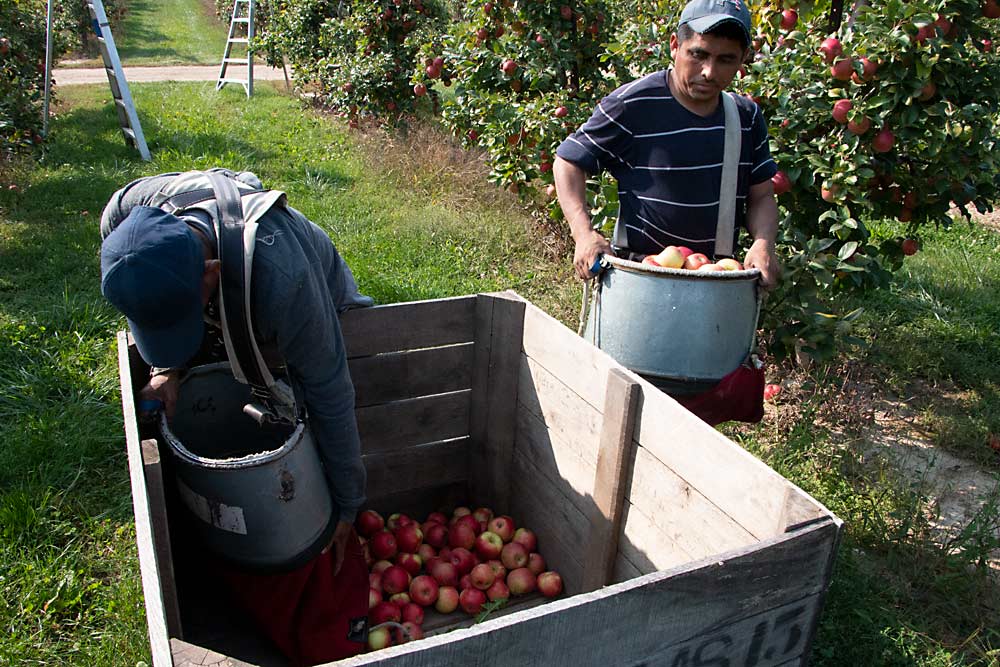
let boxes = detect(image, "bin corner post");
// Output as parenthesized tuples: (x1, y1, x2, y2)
(469, 293, 526, 514)
(581, 367, 641, 592)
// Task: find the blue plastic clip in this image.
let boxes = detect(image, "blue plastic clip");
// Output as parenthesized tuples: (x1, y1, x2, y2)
(589, 255, 604, 275)
(139, 399, 165, 414)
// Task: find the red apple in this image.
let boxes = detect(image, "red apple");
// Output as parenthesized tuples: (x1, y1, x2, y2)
(501, 59, 518, 75)
(395, 524, 424, 554)
(554, 106, 569, 119)
(389, 592, 411, 607)
(486, 579, 510, 602)
(452, 506, 472, 519)
(821, 185, 839, 203)
(832, 99, 852, 124)
(847, 116, 871, 135)
(449, 523, 477, 550)
(387, 513, 412, 532)
(858, 57, 877, 81)
(819, 37, 842, 63)
(780, 9, 797, 30)
(459, 573, 473, 591)
(370, 530, 398, 560)
(372, 559, 393, 576)
(560, 5, 573, 20)
(901, 238, 919, 255)
(370, 572, 383, 592)
(472, 507, 493, 526)
(459, 587, 487, 615)
(449, 547, 476, 575)
(367, 624, 393, 650)
(506, 567, 537, 596)
(488, 516, 516, 542)
(475, 531, 504, 560)
(395, 552, 423, 576)
(716, 258, 744, 271)
(537, 571, 563, 598)
(369, 587, 382, 609)
(476, 27, 489, 41)
(897, 208, 914, 222)
(435, 585, 459, 613)
(830, 58, 853, 81)
(763, 384, 782, 400)
(698, 263, 725, 272)
(653, 245, 685, 269)
(357, 510, 384, 537)
(425, 65, 440, 79)
(872, 128, 895, 153)
(417, 544, 436, 562)
(771, 170, 792, 195)
(396, 621, 424, 643)
(413, 83, 427, 97)
(382, 566, 411, 595)
(454, 513, 480, 535)
(470, 563, 496, 590)
(917, 81, 937, 101)
(511, 528, 537, 553)
(370, 601, 401, 625)
(984, 0, 1000, 18)
(642, 255, 661, 267)
(486, 559, 507, 581)
(424, 522, 448, 549)
(426, 511, 448, 525)
(500, 542, 529, 570)
(430, 559, 459, 587)
(409, 575, 440, 607)
(527, 552, 546, 575)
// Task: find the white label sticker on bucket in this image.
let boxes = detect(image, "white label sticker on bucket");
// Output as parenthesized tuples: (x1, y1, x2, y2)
(176, 478, 248, 535)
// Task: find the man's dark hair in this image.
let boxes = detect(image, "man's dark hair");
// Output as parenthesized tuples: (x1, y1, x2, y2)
(677, 21, 749, 50)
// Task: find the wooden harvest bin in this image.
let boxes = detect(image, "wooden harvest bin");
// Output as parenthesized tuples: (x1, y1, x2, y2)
(118, 292, 842, 667)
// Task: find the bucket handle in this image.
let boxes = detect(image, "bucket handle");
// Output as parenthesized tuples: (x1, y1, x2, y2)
(577, 255, 607, 339)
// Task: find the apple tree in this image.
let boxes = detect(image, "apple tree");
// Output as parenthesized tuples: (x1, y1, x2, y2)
(1, 0, 49, 158)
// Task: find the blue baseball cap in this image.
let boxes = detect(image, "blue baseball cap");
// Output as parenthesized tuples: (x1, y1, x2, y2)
(679, 0, 753, 47)
(101, 206, 206, 368)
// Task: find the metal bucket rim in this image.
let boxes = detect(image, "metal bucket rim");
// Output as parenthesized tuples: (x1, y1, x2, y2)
(160, 362, 306, 469)
(603, 254, 761, 281)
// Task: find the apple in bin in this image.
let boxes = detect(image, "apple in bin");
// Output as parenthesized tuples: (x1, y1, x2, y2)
(448, 523, 477, 550)
(369, 572, 383, 592)
(435, 585, 460, 613)
(537, 571, 563, 598)
(387, 513, 412, 532)
(454, 513, 480, 535)
(683, 253, 710, 271)
(511, 528, 537, 552)
(389, 592, 411, 607)
(425, 522, 448, 548)
(470, 563, 496, 590)
(472, 507, 494, 525)
(486, 579, 510, 602)
(372, 559, 393, 575)
(501, 542, 529, 570)
(367, 624, 393, 650)
(527, 552, 546, 575)
(382, 565, 411, 595)
(370, 601, 401, 625)
(370, 530, 398, 560)
(395, 524, 423, 553)
(488, 515, 516, 542)
(427, 511, 449, 525)
(459, 574, 473, 590)
(430, 559, 459, 587)
(409, 575, 439, 607)
(397, 621, 424, 643)
(395, 552, 423, 576)
(449, 547, 476, 575)
(460, 587, 488, 615)
(357, 510, 384, 537)
(452, 506, 472, 519)
(486, 559, 507, 580)
(369, 587, 382, 610)
(417, 544, 437, 562)
(475, 531, 504, 560)
(507, 567, 537, 596)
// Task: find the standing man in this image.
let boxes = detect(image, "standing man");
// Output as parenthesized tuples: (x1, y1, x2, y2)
(99, 168, 373, 661)
(554, 0, 781, 288)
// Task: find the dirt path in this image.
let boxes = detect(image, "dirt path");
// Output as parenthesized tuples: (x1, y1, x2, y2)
(53, 64, 288, 86)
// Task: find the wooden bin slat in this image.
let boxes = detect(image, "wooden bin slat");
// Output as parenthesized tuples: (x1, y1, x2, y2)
(611, 551, 643, 584)
(332, 520, 839, 667)
(340, 295, 477, 358)
(619, 499, 698, 572)
(363, 481, 468, 521)
(363, 438, 469, 501)
(349, 343, 473, 408)
(356, 390, 471, 455)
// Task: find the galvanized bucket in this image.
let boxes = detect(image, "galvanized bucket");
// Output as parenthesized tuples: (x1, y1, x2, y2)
(583, 256, 761, 394)
(160, 363, 335, 571)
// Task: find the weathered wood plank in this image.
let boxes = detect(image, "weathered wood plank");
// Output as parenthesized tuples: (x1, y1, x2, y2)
(118, 333, 173, 667)
(141, 439, 183, 641)
(612, 552, 643, 584)
(330, 520, 839, 667)
(171, 638, 256, 667)
(517, 355, 603, 468)
(619, 500, 698, 573)
(363, 482, 468, 523)
(356, 390, 470, 456)
(508, 448, 586, 595)
(633, 375, 816, 540)
(364, 438, 469, 501)
(467, 292, 525, 513)
(581, 368, 639, 592)
(349, 343, 474, 408)
(519, 300, 615, 412)
(627, 444, 758, 562)
(781, 484, 837, 534)
(340, 296, 477, 358)
(422, 594, 549, 635)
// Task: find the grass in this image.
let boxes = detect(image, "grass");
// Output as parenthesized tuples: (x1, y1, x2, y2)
(2, 80, 999, 665)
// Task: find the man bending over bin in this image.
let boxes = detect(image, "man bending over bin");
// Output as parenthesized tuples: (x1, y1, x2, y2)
(554, 0, 781, 289)
(99, 168, 373, 663)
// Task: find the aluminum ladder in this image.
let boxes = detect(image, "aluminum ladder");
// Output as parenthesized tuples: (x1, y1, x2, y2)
(217, 0, 255, 97)
(86, 0, 151, 160)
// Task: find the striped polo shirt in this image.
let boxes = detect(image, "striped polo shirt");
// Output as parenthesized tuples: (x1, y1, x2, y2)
(556, 69, 777, 257)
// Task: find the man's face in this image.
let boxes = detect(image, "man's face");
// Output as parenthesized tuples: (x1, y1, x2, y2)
(669, 30, 748, 109)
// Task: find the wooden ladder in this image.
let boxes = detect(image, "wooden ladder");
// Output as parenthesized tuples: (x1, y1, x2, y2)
(216, 0, 255, 97)
(86, 0, 151, 160)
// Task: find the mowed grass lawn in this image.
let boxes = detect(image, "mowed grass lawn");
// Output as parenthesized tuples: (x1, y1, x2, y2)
(1, 82, 997, 665)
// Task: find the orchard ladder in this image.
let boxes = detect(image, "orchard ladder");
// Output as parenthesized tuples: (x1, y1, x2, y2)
(217, 0, 255, 97)
(86, 0, 151, 160)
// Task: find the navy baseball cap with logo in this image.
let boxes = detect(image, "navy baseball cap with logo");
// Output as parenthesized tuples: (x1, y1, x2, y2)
(679, 0, 753, 47)
(100, 206, 206, 368)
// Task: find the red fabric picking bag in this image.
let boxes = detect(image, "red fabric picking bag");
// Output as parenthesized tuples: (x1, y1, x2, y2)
(216, 528, 369, 666)
(671, 356, 765, 427)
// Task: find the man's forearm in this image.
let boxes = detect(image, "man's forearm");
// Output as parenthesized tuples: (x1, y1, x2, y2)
(553, 157, 594, 239)
(746, 182, 779, 246)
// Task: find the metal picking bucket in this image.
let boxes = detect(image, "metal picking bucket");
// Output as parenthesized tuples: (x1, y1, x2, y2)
(584, 256, 761, 393)
(160, 363, 335, 571)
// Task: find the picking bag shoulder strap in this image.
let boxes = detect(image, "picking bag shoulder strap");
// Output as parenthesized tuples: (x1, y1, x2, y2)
(714, 92, 741, 259)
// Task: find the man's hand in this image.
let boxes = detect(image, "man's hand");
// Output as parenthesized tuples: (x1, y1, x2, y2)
(322, 520, 355, 576)
(139, 370, 181, 421)
(573, 230, 613, 280)
(743, 238, 781, 290)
